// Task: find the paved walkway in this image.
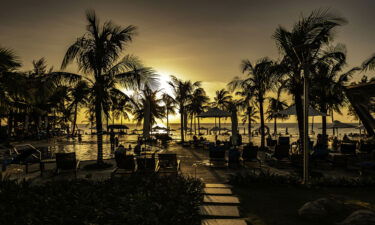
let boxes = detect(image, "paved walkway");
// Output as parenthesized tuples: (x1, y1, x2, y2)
(200, 183, 247, 225)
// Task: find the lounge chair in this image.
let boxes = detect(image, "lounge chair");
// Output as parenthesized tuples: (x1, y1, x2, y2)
(55, 152, 80, 177)
(328, 142, 357, 168)
(278, 136, 290, 145)
(266, 138, 277, 147)
(358, 142, 375, 153)
(209, 146, 227, 167)
(8, 144, 41, 174)
(136, 156, 158, 173)
(157, 153, 181, 175)
(242, 145, 261, 169)
(111, 155, 137, 177)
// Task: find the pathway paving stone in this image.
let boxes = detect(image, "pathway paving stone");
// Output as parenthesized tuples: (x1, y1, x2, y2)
(201, 219, 247, 225)
(205, 183, 233, 188)
(200, 205, 240, 217)
(203, 195, 240, 204)
(203, 188, 233, 195)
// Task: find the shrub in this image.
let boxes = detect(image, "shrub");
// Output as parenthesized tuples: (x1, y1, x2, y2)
(229, 170, 375, 188)
(0, 174, 203, 225)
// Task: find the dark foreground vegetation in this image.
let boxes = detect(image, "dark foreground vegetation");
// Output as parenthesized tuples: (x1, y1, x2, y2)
(230, 171, 375, 225)
(0, 174, 203, 225)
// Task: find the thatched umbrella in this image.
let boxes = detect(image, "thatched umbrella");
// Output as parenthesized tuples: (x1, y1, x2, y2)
(277, 104, 326, 116)
(198, 107, 231, 134)
(323, 120, 356, 136)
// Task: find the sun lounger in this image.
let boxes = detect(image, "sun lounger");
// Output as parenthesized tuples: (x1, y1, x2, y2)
(209, 146, 227, 167)
(157, 153, 181, 175)
(111, 155, 137, 177)
(340, 142, 357, 154)
(136, 156, 158, 173)
(55, 152, 80, 178)
(242, 145, 261, 169)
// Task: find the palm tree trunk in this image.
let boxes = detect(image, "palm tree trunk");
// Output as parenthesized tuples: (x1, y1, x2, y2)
(72, 103, 78, 136)
(331, 109, 335, 136)
(106, 115, 109, 132)
(218, 117, 221, 134)
(295, 92, 304, 141)
(190, 115, 193, 134)
(180, 106, 184, 143)
(95, 97, 104, 164)
(166, 108, 169, 135)
(248, 110, 251, 143)
(194, 115, 197, 135)
(322, 114, 327, 144)
(259, 100, 266, 148)
(198, 117, 200, 134)
(274, 117, 277, 136)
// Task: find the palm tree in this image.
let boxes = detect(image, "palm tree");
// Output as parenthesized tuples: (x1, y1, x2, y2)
(0, 47, 21, 129)
(229, 57, 276, 148)
(266, 97, 288, 135)
(161, 93, 177, 135)
(187, 87, 210, 134)
(212, 89, 232, 110)
(310, 45, 358, 141)
(273, 9, 347, 141)
(133, 87, 165, 127)
(211, 89, 232, 132)
(362, 53, 375, 71)
(60, 10, 156, 165)
(69, 80, 90, 135)
(240, 106, 259, 142)
(228, 79, 257, 143)
(168, 75, 201, 143)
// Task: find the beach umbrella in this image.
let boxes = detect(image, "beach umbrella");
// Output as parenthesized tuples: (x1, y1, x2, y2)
(152, 125, 167, 131)
(277, 104, 326, 116)
(324, 120, 356, 129)
(198, 107, 231, 134)
(107, 124, 129, 130)
(321, 120, 356, 136)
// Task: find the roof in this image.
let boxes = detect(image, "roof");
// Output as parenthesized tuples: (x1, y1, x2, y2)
(277, 104, 326, 116)
(198, 107, 231, 118)
(108, 124, 129, 129)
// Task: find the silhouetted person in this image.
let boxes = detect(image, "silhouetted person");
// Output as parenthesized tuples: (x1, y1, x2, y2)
(343, 134, 350, 142)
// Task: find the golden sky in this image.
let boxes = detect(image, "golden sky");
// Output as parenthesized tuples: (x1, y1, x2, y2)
(1, 0, 374, 124)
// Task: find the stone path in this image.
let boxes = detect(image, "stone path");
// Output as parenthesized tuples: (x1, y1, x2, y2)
(200, 183, 247, 225)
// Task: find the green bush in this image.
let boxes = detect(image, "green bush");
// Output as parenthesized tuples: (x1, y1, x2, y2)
(229, 170, 375, 188)
(0, 174, 203, 225)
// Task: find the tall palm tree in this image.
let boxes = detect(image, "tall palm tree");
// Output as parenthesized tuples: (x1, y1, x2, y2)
(212, 89, 232, 110)
(0, 47, 21, 128)
(240, 106, 259, 142)
(211, 89, 232, 132)
(273, 9, 347, 141)
(266, 97, 288, 135)
(69, 80, 90, 135)
(133, 87, 165, 127)
(229, 57, 276, 148)
(60, 10, 156, 165)
(228, 80, 257, 143)
(187, 87, 210, 134)
(168, 75, 201, 143)
(161, 93, 177, 134)
(310, 45, 358, 141)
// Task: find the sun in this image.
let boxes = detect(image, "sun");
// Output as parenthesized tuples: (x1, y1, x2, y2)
(155, 70, 175, 97)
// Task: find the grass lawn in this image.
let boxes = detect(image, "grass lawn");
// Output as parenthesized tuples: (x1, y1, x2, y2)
(234, 185, 375, 225)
